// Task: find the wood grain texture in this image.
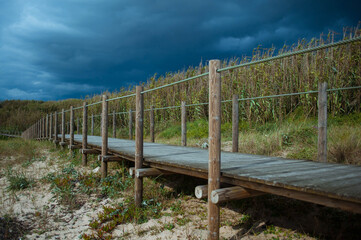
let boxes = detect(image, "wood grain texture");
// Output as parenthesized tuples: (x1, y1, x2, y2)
(54, 111, 58, 142)
(195, 185, 208, 199)
(61, 134, 361, 214)
(232, 94, 239, 153)
(113, 110, 116, 138)
(181, 101, 187, 146)
(69, 106, 74, 148)
(208, 59, 221, 240)
(211, 186, 262, 204)
(150, 106, 154, 143)
(135, 168, 170, 178)
(129, 109, 133, 140)
(49, 113, 53, 140)
(318, 82, 327, 162)
(61, 109, 65, 145)
(82, 102, 88, 166)
(101, 95, 108, 178)
(91, 114, 94, 136)
(135, 86, 144, 207)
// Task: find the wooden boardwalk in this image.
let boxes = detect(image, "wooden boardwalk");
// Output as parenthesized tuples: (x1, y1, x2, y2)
(64, 134, 361, 214)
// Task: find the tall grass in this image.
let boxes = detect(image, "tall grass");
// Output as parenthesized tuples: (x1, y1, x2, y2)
(2, 26, 361, 139)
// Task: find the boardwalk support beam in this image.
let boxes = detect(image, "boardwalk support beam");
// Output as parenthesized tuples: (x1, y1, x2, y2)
(195, 185, 208, 199)
(211, 186, 263, 204)
(80, 149, 100, 154)
(135, 86, 144, 207)
(135, 168, 171, 178)
(208, 59, 221, 240)
(101, 95, 108, 178)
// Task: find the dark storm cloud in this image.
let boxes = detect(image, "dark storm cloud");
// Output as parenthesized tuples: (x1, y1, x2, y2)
(0, 0, 360, 100)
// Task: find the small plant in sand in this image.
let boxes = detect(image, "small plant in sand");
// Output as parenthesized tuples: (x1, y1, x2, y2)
(6, 168, 34, 191)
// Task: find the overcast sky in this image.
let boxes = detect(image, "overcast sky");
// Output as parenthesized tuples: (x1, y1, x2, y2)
(0, 0, 360, 101)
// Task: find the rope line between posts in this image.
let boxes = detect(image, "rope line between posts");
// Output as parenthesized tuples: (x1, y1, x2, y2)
(218, 36, 361, 72)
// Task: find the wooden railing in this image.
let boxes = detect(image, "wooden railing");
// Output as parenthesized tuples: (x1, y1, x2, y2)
(20, 36, 361, 240)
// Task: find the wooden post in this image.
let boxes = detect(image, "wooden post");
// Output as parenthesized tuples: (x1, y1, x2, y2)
(91, 114, 94, 135)
(101, 95, 108, 178)
(76, 117, 79, 134)
(135, 86, 144, 207)
(150, 106, 154, 143)
(181, 101, 187, 146)
(49, 113, 53, 140)
(70, 106, 74, 150)
(232, 94, 239, 152)
(61, 109, 65, 146)
(54, 111, 58, 143)
(45, 115, 49, 139)
(129, 109, 133, 140)
(82, 102, 88, 166)
(208, 59, 221, 240)
(42, 117, 45, 139)
(113, 110, 116, 138)
(318, 82, 327, 163)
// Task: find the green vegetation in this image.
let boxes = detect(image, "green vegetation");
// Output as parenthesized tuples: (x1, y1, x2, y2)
(154, 110, 361, 164)
(6, 168, 34, 191)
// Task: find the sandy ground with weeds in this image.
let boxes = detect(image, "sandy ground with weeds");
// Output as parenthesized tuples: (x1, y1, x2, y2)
(0, 150, 316, 240)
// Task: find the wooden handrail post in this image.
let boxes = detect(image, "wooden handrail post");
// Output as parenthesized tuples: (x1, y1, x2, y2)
(91, 114, 94, 135)
(135, 86, 144, 207)
(82, 102, 88, 166)
(181, 101, 187, 146)
(61, 109, 65, 147)
(54, 111, 58, 143)
(208, 59, 221, 240)
(318, 82, 327, 162)
(49, 113, 53, 140)
(232, 94, 239, 152)
(70, 106, 74, 151)
(76, 117, 79, 134)
(150, 106, 154, 143)
(46, 114, 49, 139)
(101, 95, 108, 178)
(42, 117, 45, 139)
(129, 109, 133, 140)
(113, 110, 116, 138)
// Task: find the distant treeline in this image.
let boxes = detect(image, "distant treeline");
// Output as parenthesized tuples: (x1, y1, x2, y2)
(1, 27, 360, 132)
